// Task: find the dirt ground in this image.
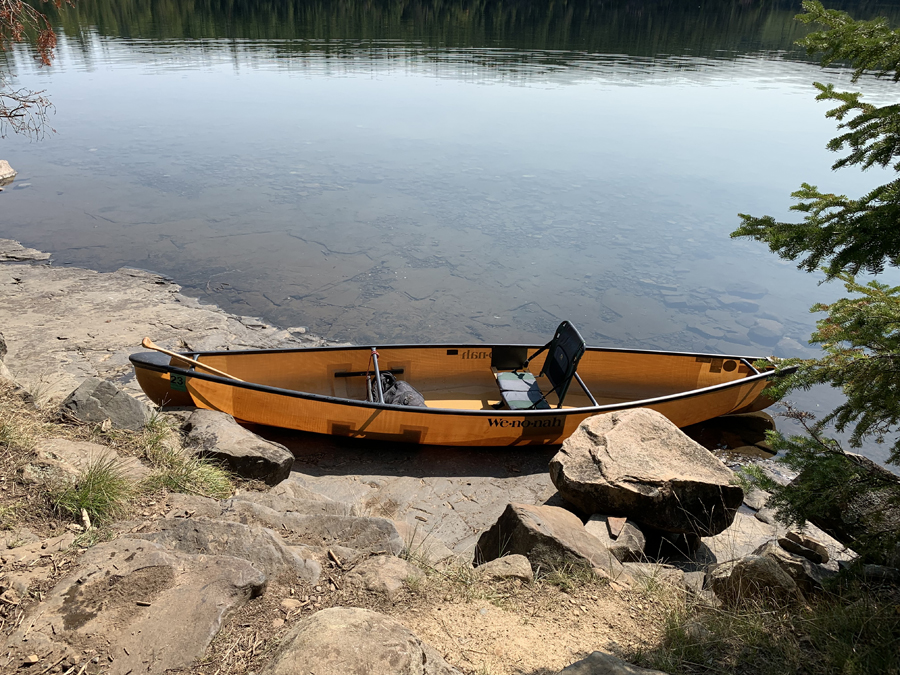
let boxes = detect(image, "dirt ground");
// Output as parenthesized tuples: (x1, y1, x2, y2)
(185, 559, 665, 675)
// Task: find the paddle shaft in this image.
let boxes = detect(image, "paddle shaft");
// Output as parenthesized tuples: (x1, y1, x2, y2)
(141, 337, 244, 382)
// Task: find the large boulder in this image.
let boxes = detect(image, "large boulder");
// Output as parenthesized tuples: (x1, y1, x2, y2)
(61, 377, 152, 431)
(183, 409, 294, 485)
(6, 538, 266, 674)
(260, 607, 462, 675)
(549, 409, 742, 536)
(474, 503, 629, 585)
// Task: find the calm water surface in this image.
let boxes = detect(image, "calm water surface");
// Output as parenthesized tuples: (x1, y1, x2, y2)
(2, 0, 899, 461)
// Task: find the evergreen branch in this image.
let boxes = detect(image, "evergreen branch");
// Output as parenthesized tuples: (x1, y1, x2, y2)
(734, 180, 900, 278)
(797, 0, 900, 81)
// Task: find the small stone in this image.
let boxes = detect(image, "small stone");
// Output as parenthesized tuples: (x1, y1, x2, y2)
(23, 654, 39, 665)
(473, 554, 533, 583)
(781, 531, 829, 564)
(281, 598, 303, 611)
(607, 517, 627, 538)
(272, 618, 285, 628)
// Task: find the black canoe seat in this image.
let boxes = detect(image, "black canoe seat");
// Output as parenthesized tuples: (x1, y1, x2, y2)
(494, 321, 586, 410)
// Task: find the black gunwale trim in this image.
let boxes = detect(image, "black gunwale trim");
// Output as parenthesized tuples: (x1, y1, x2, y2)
(130, 346, 792, 417)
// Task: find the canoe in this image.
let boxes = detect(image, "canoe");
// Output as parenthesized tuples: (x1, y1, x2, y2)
(129, 330, 789, 447)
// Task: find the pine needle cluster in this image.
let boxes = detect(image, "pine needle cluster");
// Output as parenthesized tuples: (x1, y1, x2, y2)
(732, 0, 900, 563)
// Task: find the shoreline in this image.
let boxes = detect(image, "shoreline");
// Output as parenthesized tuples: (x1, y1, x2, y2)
(0, 238, 333, 404)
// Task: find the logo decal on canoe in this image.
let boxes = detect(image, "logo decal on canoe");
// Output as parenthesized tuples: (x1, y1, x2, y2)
(459, 349, 491, 360)
(487, 417, 561, 428)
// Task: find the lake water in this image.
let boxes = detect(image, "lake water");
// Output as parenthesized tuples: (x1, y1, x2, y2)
(1, 0, 899, 462)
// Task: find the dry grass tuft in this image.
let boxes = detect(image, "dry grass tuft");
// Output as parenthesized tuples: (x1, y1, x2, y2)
(0, 382, 232, 537)
(631, 572, 900, 675)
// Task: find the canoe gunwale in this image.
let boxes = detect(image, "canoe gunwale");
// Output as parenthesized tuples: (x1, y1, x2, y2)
(129, 346, 794, 418)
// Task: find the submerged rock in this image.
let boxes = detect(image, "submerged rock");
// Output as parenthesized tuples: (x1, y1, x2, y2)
(0, 160, 16, 186)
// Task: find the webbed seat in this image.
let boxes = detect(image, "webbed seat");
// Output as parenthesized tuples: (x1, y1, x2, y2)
(495, 320, 586, 410)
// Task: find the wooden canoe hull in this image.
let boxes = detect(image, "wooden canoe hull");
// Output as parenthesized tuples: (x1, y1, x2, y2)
(131, 343, 783, 446)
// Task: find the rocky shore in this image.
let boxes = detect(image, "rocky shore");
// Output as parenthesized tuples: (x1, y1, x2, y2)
(0, 240, 892, 675)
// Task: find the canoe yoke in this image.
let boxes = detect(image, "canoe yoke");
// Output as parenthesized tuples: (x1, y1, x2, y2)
(493, 320, 596, 410)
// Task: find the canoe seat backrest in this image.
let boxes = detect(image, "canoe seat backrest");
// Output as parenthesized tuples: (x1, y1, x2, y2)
(539, 320, 586, 406)
(495, 320, 586, 410)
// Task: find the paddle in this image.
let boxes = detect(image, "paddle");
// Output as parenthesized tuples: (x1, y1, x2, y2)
(141, 337, 244, 382)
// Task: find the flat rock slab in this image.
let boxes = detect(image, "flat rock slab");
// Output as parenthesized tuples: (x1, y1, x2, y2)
(184, 409, 294, 485)
(61, 377, 152, 431)
(550, 409, 742, 536)
(21, 437, 150, 485)
(0, 533, 76, 566)
(558, 650, 670, 674)
(6, 538, 266, 674)
(215, 497, 405, 554)
(230, 490, 356, 516)
(269, 438, 559, 554)
(0, 253, 317, 402)
(133, 517, 322, 583)
(261, 607, 462, 675)
(702, 510, 778, 563)
(475, 503, 629, 584)
(0, 238, 47, 261)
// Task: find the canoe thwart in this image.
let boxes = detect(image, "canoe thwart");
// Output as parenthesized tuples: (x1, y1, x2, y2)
(334, 368, 405, 378)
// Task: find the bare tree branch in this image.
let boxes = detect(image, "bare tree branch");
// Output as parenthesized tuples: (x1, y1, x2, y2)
(0, 0, 72, 137)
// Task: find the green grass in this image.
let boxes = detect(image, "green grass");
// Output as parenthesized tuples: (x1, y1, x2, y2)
(141, 443, 233, 499)
(633, 574, 900, 675)
(533, 555, 601, 593)
(52, 454, 134, 525)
